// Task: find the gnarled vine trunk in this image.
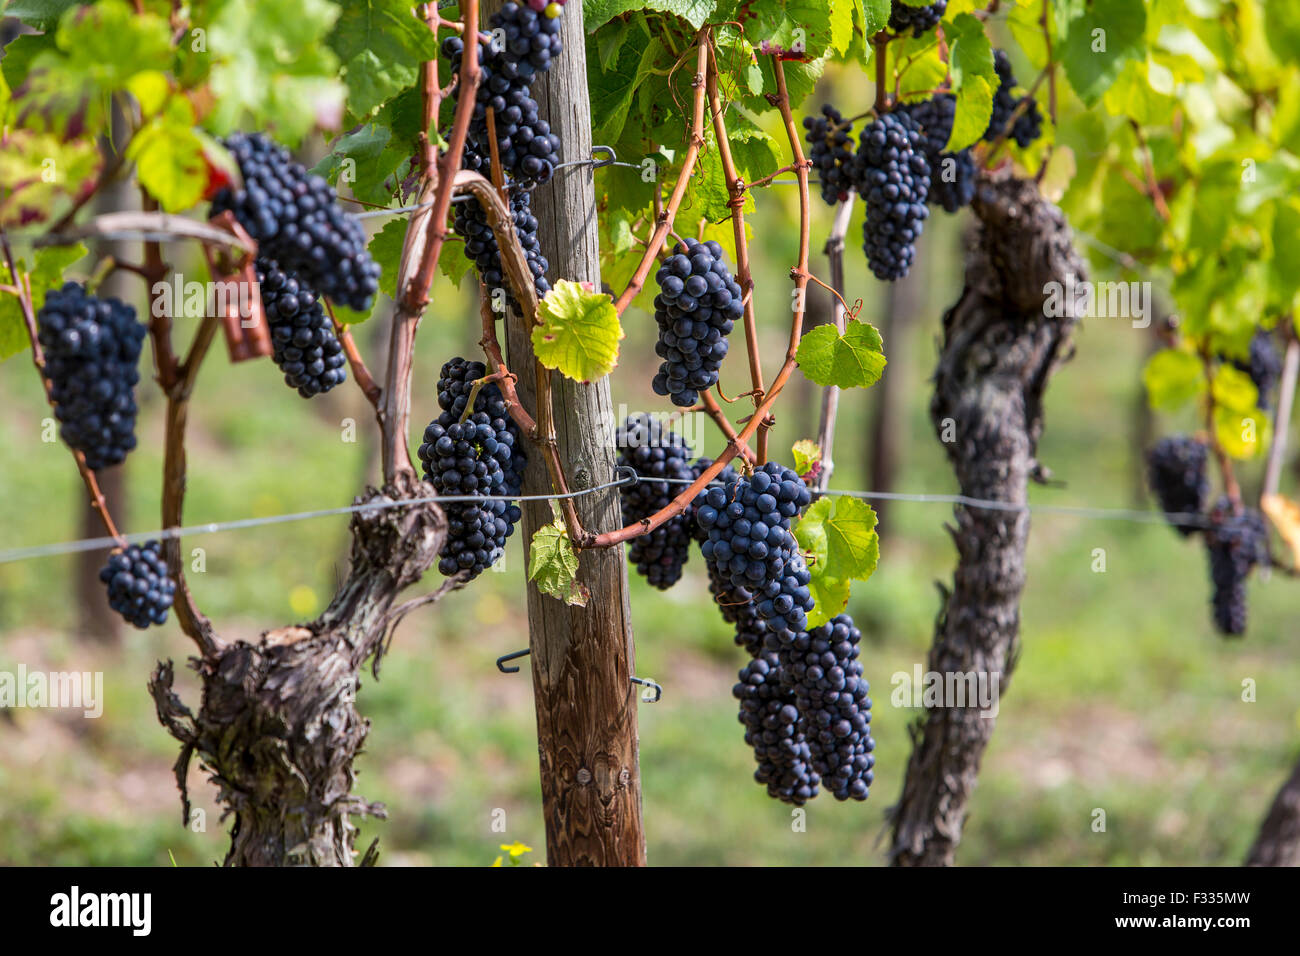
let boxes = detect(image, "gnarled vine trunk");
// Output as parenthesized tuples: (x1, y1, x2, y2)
(889, 174, 1086, 867)
(150, 475, 446, 866)
(1246, 753, 1300, 866)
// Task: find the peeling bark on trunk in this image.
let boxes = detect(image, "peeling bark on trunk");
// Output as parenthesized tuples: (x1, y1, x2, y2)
(150, 475, 446, 866)
(889, 175, 1085, 867)
(1246, 754, 1300, 866)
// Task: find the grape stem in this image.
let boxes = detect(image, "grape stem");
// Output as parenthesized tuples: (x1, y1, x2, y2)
(1, 234, 126, 549)
(378, 0, 481, 485)
(1035, 0, 1058, 184)
(813, 196, 857, 491)
(1130, 120, 1171, 222)
(323, 300, 382, 407)
(705, 41, 768, 462)
(872, 32, 890, 113)
(612, 33, 712, 315)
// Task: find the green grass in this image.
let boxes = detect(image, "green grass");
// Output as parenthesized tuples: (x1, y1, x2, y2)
(1, 191, 1297, 867)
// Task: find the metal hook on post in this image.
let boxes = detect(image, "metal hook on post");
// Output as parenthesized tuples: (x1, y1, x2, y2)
(496, 648, 530, 673)
(630, 676, 662, 703)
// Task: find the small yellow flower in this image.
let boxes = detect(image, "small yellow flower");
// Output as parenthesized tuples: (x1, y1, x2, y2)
(500, 841, 533, 859)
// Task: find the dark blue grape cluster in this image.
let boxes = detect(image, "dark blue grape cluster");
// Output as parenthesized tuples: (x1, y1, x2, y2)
(1204, 497, 1271, 636)
(651, 238, 743, 407)
(780, 615, 875, 801)
(1234, 329, 1283, 411)
(889, 0, 947, 37)
(853, 111, 931, 280)
(898, 93, 976, 213)
(804, 104, 857, 206)
(735, 652, 822, 805)
(418, 358, 527, 579)
(442, 0, 565, 188)
(1146, 435, 1209, 537)
(694, 463, 814, 645)
(452, 149, 551, 304)
(984, 50, 1043, 148)
(99, 541, 174, 629)
(212, 133, 381, 311)
(615, 415, 697, 590)
(256, 259, 347, 398)
(434, 357, 527, 494)
(36, 282, 146, 471)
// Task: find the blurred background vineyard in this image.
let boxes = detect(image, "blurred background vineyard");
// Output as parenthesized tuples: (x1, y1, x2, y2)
(1, 37, 1298, 866)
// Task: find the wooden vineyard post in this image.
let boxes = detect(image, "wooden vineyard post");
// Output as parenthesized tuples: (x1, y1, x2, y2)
(498, 0, 647, 866)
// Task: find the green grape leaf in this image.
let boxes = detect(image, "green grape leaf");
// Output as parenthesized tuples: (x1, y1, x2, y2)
(528, 504, 589, 607)
(439, 241, 477, 290)
(329, 0, 439, 116)
(207, 0, 344, 143)
(728, 118, 782, 184)
(859, 0, 891, 37)
(16, 0, 172, 138)
(1060, 0, 1147, 106)
(792, 439, 822, 478)
(745, 0, 834, 59)
(805, 575, 851, 629)
(1141, 348, 1205, 411)
(533, 280, 623, 382)
(945, 13, 996, 151)
(2, 0, 80, 29)
(795, 496, 880, 583)
(795, 320, 887, 388)
(366, 218, 409, 301)
(795, 496, 879, 629)
(590, 37, 664, 146)
(0, 31, 55, 91)
(0, 243, 88, 361)
(585, 0, 718, 31)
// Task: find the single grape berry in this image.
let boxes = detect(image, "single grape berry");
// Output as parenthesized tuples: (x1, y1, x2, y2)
(852, 110, 931, 280)
(803, 104, 857, 206)
(1146, 435, 1209, 536)
(897, 93, 976, 213)
(778, 615, 875, 801)
(99, 541, 175, 629)
(257, 258, 347, 397)
(651, 238, 743, 407)
(1233, 329, 1283, 411)
(984, 50, 1043, 148)
(1203, 497, 1270, 636)
(36, 282, 147, 471)
(212, 132, 382, 311)
(889, 0, 947, 37)
(616, 415, 696, 590)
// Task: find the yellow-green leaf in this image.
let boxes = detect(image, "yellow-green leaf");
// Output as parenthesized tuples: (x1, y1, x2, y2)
(1142, 348, 1205, 411)
(795, 320, 886, 388)
(528, 505, 589, 606)
(533, 280, 623, 383)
